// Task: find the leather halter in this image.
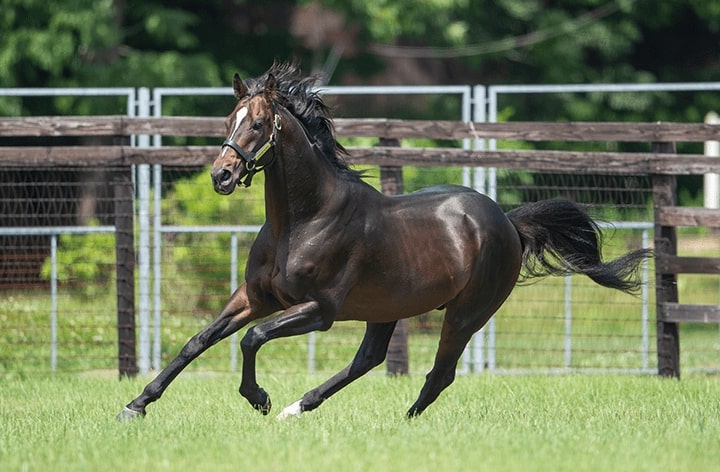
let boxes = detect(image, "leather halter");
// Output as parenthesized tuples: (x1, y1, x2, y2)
(221, 101, 282, 187)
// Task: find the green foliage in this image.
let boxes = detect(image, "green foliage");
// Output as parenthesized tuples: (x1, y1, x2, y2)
(329, 0, 472, 45)
(0, 0, 258, 114)
(0, 0, 117, 85)
(401, 165, 463, 193)
(1, 0, 717, 117)
(2, 0, 719, 151)
(40, 221, 115, 297)
(160, 167, 266, 311)
(326, 0, 720, 125)
(163, 166, 266, 226)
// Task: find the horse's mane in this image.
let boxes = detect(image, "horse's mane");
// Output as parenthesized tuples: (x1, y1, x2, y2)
(245, 62, 362, 180)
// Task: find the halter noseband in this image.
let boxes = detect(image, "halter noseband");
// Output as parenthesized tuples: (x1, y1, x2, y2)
(221, 101, 282, 187)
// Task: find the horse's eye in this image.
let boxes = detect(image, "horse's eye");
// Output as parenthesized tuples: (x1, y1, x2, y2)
(251, 120, 263, 131)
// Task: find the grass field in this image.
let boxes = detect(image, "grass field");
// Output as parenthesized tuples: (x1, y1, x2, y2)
(1, 373, 719, 471)
(2, 230, 718, 470)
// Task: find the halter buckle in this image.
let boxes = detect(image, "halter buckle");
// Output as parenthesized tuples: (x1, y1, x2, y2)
(273, 113, 282, 131)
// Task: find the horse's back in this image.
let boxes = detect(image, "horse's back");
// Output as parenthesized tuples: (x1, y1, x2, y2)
(410, 185, 522, 287)
(393, 184, 510, 232)
(408, 183, 476, 195)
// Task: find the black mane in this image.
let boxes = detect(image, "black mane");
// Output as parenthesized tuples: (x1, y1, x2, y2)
(245, 62, 361, 179)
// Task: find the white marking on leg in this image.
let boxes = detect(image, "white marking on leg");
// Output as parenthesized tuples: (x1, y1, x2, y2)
(222, 107, 248, 157)
(276, 400, 303, 420)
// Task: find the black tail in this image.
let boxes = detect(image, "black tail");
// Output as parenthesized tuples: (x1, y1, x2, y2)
(506, 200, 652, 294)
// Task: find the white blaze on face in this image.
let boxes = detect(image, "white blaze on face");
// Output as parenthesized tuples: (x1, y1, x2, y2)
(222, 106, 248, 156)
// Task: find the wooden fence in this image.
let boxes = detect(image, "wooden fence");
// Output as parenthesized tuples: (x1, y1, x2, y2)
(2, 115, 720, 377)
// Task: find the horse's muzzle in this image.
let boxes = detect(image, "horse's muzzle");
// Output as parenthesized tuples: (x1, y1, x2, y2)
(211, 167, 236, 195)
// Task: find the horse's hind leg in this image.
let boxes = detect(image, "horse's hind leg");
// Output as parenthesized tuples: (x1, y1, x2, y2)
(276, 321, 397, 419)
(406, 315, 481, 418)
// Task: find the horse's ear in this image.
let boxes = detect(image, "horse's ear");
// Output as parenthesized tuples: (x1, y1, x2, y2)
(264, 73, 277, 102)
(233, 73, 248, 99)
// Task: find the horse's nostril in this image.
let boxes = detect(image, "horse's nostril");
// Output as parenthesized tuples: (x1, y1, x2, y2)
(215, 169, 232, 184)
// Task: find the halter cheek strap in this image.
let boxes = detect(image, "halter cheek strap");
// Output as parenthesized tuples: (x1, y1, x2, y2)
(221, 104, 282, 187)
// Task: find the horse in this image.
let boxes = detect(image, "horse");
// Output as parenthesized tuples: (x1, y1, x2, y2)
(118, 62, 650, 421)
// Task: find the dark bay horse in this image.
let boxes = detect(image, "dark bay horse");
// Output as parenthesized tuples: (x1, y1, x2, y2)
(118, 62, 650, 421)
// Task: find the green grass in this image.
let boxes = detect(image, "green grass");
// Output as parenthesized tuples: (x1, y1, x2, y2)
(1, 373, 719, 471)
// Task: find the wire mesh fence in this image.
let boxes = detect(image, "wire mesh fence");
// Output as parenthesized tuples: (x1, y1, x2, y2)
(2, 84, 720, 379)
(1, 166, 126, 376)
(3, 162, 720, 378)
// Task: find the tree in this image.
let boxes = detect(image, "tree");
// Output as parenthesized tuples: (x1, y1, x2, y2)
(315, 0, 720, 201)
(0, 0, 306, 114)
(3, 0, 718, 118)
(318, 0, 720, 120)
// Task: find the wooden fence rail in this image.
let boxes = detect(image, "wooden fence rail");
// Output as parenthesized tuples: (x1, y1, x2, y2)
(3, 145, 720, 175)
(3, 115, 720, 142)
(2, 115, 720, 377)
(2, 116, 720, 174)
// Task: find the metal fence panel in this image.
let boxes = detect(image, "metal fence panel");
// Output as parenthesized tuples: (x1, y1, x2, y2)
(2, 83, 720, 377)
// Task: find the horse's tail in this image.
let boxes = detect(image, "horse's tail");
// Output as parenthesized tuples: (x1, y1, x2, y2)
(506, 200, 652, 294)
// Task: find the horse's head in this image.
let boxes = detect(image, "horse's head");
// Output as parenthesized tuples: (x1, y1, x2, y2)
(211, 72, 282, 194)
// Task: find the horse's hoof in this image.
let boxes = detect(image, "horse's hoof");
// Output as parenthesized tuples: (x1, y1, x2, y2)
(254, 398, 272, 415)
(276, 400, 303, 421)
(252, 389, 272, 415)
(116, 406, 145, 421)
(406, 406, 422, 419)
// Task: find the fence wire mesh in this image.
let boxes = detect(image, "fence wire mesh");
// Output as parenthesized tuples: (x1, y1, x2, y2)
(2, 161, 720, 377)
(2, 81, 720, 378)
(1, 166, 129, 375)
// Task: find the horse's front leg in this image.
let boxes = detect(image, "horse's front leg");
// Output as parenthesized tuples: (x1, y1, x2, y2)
(117, 283, 275, 420)
(238, 300, 331, 415)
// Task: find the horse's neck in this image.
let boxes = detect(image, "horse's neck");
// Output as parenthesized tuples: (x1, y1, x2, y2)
(263, 116, 339, 234)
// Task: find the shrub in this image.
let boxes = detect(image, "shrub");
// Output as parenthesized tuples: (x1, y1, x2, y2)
(41, 220, 115, 297)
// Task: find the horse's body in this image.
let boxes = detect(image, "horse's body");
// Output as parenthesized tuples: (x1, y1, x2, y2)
(269, 181, 520, 323)
(118, 63, 649, 420)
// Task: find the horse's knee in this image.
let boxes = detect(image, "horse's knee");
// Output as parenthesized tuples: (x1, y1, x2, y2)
(240, 327, 265, 354)
(178, 334, 205, 360)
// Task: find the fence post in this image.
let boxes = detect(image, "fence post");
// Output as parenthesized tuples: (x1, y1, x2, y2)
(652, 141, 680, 378)
(704, 111, 720, 210)
(136, 87, 152, 375)
(114, 170, 138, 378)
(379, 138, 409, 376)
